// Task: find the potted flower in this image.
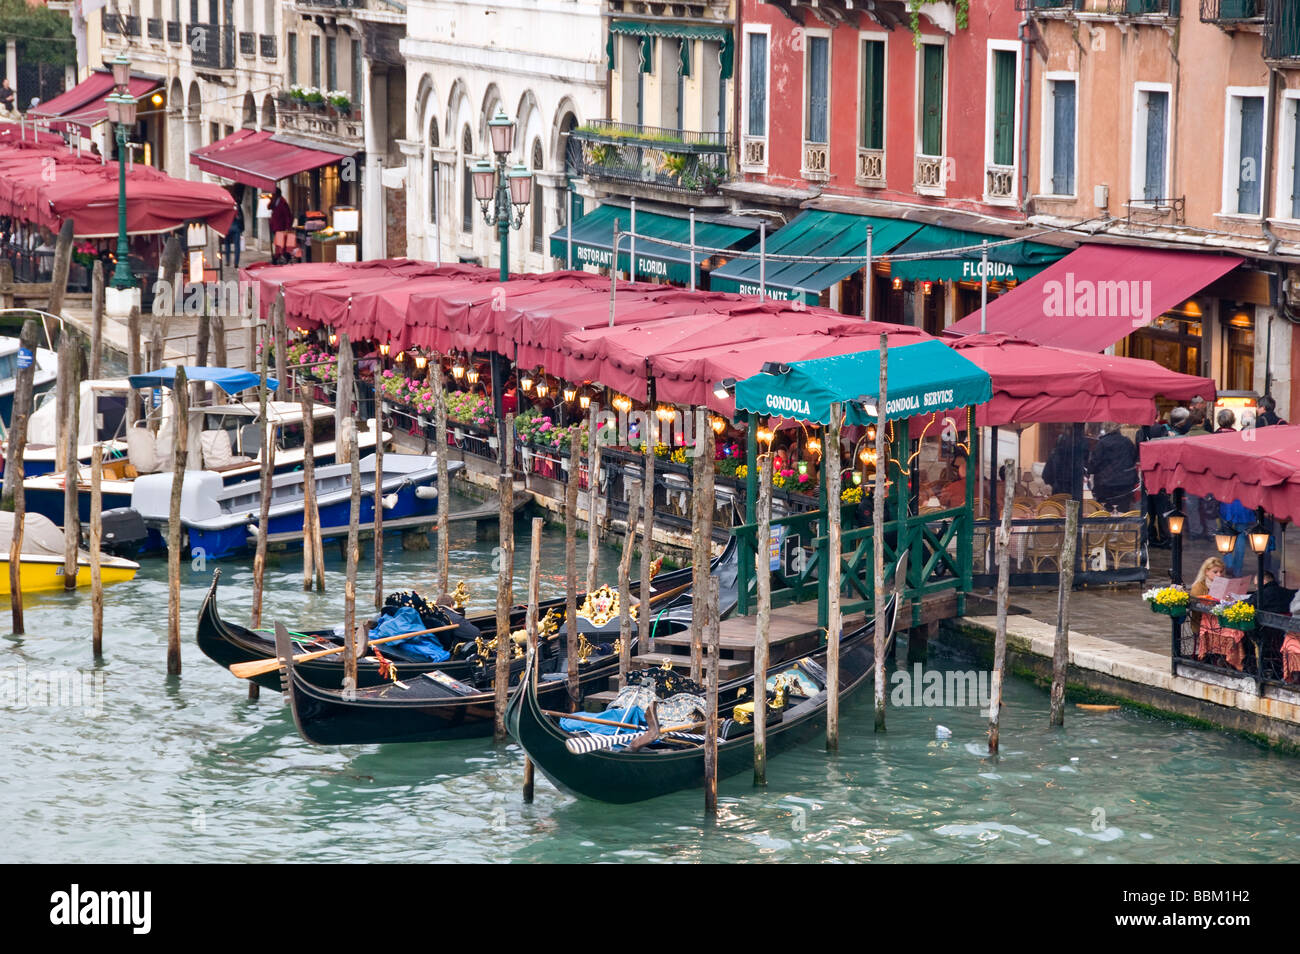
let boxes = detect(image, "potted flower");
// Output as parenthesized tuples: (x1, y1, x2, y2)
(304, 87, 326, 111)
(1214, 598, 1256, 632)
(1142, 584, 1190, 618)
(328, 90, 352, 116)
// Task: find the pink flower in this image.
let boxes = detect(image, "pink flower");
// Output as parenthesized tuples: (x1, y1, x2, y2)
(383, 369, 394, 378)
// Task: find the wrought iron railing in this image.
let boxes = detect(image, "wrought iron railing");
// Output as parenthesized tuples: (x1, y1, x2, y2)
(239, 31, 255, 56)
(103, 13, 124, 35)
(167, 19, 181, 42)
(147, 17, 163, 39)
(1265, 0, 1300, 59)
(1200, 0, 1261, 21)
(568, 122, 730, 195)
(1014, 0, 1083, 8)
(1106, 0, 1175, 13)
(1170, 597, 1300, 696)
(260, 33, 277, 59)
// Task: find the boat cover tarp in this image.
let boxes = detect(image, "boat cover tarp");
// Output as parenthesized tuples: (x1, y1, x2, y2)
(371, 606, 449, 662)
(128, 366, 278, 394)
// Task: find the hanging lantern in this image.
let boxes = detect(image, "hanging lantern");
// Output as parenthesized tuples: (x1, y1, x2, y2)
(798, 461, 808, 476)
(612, 394, 632, 413)
(378, 342, 390, 357)
(805, 437, 821, 457)
(656, 405, 676, 423)
(1214, 527, 1237, 554)
(892, 277, 903, 291)
(394, 351, 405, 363)
(414, 352, 428, 371)
(451, 356, 465, 380)
(536, 382, 549, 399)
(756, 426, 775, 446)
(922, 281, 933, 295)
(521, 373, 534, 392)
(328, 333, 338, 347)
(866, 424, 877, 443)
(564, 386, 577, 403)
(579, 393, 592, 410)
(852, 472, 862, 486)
(710, 416, 726, 435)
(466, 368, 480, 385)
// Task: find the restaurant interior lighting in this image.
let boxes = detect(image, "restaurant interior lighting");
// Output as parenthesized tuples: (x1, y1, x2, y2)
(892, 277, 903, 291)
(451, 356, 465, 380)
(710, 416, 726, 434)
(756, 425, 775, 446)
(805, 437, 821, 457)
(150, 91, 164, 107)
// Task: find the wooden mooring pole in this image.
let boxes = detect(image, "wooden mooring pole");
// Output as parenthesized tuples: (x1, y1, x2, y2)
(166, 367, 189, 677)
(89, 259, 105, 381)
(873, 336, 889, 732)
(638, 425, 656, 653)
(46, 218, 74, 320)
(6, 318, 39, 633)
(300, 383, 325, 592)
(988, 461, 1016, 754)
(248, 329, 275, 701)
(126, 305, 141, 427)
(565, 425, 581, 709)
(433, 357, 450, 601)
(1049, 499, 1080, 727)
(754, 450, 772, 784)
(523, 515, 543, 803)
(61, 334, 82, 590)
(343, 426, 361, 693)
(90, 445, 103, 656)
(703, 575, 720, 816)
(336, 334, 354, 465)
(585, 403, 601, 593)
(827, 401, 843, 749)
(493, 415, 515, 741)
(690, 408, 707, 682)
(618, 502, 640, 689)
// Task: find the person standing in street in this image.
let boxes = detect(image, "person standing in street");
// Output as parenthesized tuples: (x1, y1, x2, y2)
(223, 201, 245, 267)
(1257, 395, 1286, 427)
(1087, 423, 1138, 512)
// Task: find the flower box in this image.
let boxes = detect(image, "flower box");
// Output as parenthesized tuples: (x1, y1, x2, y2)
(1214, 613, 1256, 632)
(1149, 602, 1188, 619)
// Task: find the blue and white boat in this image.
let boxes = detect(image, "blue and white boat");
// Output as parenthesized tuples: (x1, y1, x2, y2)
(0, 335, 58, 431)
(128, 452, 461, 559)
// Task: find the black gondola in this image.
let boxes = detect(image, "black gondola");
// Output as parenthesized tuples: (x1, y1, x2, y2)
(196, 538, 736, 691)
(504, 613, 886, 804)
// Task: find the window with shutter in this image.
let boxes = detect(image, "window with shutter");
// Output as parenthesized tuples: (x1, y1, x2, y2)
(1292, 103, 1300, 219)
(287, 31, 297, 85)
(991, 50, 1015, 167)
(1143, 90, 1168, 202)
(1236, 96, 1264, 215)
(428, 119, 439, 221)
(352, 39, 363, 105)
(861, 40, 884, 150)
(462, 127, 473, 236)
(310, 35, 321, 89)
(747, 32, 767, 138)
(1050, 79, 1076, 195)
(921, 44, 944, 157)
(806, 36, 829, 143)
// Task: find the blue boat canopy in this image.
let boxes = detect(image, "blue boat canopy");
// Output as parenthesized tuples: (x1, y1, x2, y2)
(734, 339, 992, 426)
(127, 366, 279, 394)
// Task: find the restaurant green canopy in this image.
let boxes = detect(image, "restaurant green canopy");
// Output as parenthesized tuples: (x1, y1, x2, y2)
(550, 203, 756, 286)
(709, 210, 922, 304)
(734, 339, 992, 425)
(888, 225, 1068, 284)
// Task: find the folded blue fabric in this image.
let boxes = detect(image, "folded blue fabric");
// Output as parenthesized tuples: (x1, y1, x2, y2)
(371, 606, 450, 662)
(560, 705, 646, 735)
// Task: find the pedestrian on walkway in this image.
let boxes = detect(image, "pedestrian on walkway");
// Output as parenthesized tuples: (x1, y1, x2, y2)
(1257, 395, 1286, 427)
(1087, 423, 1138, 512)
(222, 201, 245, 268)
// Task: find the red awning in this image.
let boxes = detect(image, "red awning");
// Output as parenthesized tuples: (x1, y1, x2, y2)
(191, 129, 351, 191)
(949, 333, 1218, 427)
(946, 245, 1243, 351)
(33, 163, 236, 236)
(1140, 426, 1300, 524)
(30, 72, 161, 138)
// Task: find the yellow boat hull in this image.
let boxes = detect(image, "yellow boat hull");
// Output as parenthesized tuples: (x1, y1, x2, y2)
(0, 560, 138, 595)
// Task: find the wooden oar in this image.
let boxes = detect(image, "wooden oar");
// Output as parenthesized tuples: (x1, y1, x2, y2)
(231, 623, 458, 679)
(543, 709, 644, 731)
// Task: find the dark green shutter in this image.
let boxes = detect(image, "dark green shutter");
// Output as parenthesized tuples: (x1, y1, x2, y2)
(606, 32, 615, 71)
(679, 37, 691, 77)
(921, 44, 944, 157)
(861, 40, 884, 151)
(640, 35, 654, 73)
(992, 50, 1015, 167)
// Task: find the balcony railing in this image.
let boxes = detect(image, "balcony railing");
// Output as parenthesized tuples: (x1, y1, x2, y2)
(1014, 0, 1082, 8)
(986, 163, 1015, 200)
(239, 31, 255, 56)
(1105, 0, 1175, 13)
(167, 19, 181, 42)
(741, 135, 766, 169)
(296, 0, 363, 7)
(856, 147, 885, 187)
(124, 14, 140, 35)
(801, 142, 829, 181)
(1200, 0, 1261, 21)
(146, 17, 162, 39)
(260, 33, 277, 59)
(915, 154, 946, 191)
(278, 101, 364, 143)
(1265, 0, 1300, 59)
(188, 23, 234, 69)
(567, 122, 730, 195)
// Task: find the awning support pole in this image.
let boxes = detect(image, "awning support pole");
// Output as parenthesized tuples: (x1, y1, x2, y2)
(629, 196, 636, 283)
(566, 187, 573, 271)
(758, 222, 767, 303)
(608, 218, 620, 328)
(689, 207, 696, 293)
(864, 225, 873, 322)
(980, 240, 989, 333)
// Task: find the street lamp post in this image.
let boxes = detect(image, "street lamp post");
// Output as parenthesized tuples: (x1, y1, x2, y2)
(106, 52, 137, 292)
(472, 108, 533, 468)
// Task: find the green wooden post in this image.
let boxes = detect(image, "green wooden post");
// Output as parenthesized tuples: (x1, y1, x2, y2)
(738, 411, 758, 616)
(817, 422, 829, 629)
(893, 418, 914, 625)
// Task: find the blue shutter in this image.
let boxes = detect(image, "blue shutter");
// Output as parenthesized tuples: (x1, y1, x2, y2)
(1143, 91, 1168, 202)
(747, 32, 767, 137)
(807, 36, 829, 143)
(1237, 96, 1264, 215)
(1051, 80, 1076, 195)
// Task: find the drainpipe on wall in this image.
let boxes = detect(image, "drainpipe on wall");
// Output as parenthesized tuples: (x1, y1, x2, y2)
(1018, 15, 1032, 215)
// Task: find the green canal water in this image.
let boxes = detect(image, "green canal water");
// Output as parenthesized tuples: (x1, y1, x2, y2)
(3, 514, 1298, 864)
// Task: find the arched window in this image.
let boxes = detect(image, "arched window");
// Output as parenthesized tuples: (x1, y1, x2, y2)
(428, 118, 439, 221)
(461, 126, 473, 235)
(530, 139, 544, 253)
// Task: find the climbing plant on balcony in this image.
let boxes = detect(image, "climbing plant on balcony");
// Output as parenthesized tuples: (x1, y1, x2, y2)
(907, 0, 970, 48)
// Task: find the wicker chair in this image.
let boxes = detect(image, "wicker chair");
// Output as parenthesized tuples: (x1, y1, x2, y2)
(1105, 510, 1145, 568)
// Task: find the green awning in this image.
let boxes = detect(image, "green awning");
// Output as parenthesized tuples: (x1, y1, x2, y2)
(608, 19, 733, 78)
(889, 225, 1068, 283)
(735, 340, 992, 426)
(709, 210, 922, 305)
(549, 203, 756, 285)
